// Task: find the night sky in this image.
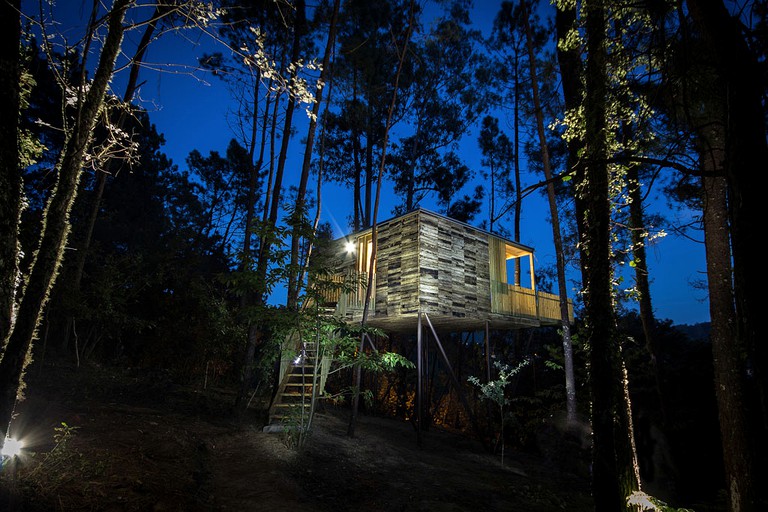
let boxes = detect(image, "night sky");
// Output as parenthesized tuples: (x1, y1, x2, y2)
(47, 0, 710, 325)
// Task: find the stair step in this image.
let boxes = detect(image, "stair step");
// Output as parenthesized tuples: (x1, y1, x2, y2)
(281, 392, 313, 397)
(273, 402, 310, 408)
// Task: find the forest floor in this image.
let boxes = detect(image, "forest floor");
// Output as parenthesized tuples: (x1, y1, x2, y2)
(0, 359, 598, 511)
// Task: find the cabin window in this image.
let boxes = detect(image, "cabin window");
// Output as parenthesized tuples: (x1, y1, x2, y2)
(489, 237, 534, 290)
(356, 232, 375, 276)
(506, 250, 533, 289)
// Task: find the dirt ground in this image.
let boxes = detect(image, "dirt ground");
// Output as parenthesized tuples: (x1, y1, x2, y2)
(0, 361, 595, 511)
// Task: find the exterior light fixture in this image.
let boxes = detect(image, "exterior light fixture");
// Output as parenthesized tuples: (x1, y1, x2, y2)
(293, 344, 308, 365)
(1, 437, 23, 458)
(344, 240, 356, 254)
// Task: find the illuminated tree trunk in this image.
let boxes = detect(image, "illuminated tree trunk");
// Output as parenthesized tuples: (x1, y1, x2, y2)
(624, 153, 668, 428)
(0, 0, 131, 438)
(0, 0, 21, 349)
(580, 1, 639, 508)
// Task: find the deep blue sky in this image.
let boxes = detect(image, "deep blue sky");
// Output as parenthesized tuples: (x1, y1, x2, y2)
(47, 0, 710, 326)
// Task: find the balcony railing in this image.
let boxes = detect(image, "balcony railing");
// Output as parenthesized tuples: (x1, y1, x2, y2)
(313, 272, 374, 316)
(491, 283, 574, 324)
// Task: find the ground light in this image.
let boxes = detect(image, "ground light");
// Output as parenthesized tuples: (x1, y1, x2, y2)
(1, 437, 23, 458)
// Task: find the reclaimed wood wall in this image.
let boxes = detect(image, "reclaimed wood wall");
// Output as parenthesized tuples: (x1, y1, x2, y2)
(374, 212, 420, 318)
(416, 210, 492, 319)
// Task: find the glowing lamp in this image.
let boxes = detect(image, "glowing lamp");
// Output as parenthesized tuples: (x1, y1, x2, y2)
(344, 240, 356, 254)
(1, 437, 23, 458)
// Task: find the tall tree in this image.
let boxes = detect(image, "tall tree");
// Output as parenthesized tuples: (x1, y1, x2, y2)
(582, 1, 620, 505)
(237, 0, 309, 411)
(578, 0, 640, 508)
(508, 0, 577, 427)
(185, 140, 251, 254)
(476, 116, 514, 235)
(0, 0, 131, 442)
(67, 2, 173, 320)
(685, 0, 767, 481)
(699, 127, 755, 512)
(286, 0, 340, 310)
(0, 0, 22, 347)
(487, 4, 530, 281)
(322, 0, 414, 230)
(673, 2, 762, 509)
(348, 0, 416, 438)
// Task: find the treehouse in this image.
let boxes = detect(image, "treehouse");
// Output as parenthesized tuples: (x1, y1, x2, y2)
(320, 208, 573, 333)
(265, 208, 574, 433)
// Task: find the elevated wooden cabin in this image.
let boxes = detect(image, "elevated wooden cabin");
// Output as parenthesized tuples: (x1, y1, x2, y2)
(321, 208, 573, 333)
(266, 209, 574, 431)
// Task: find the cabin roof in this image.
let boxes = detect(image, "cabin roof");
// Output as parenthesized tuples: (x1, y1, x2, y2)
(333, 207, 535, 254)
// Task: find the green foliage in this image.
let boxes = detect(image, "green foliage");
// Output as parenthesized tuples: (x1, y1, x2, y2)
(469, 359, 529, 464)
(18, 67, 46, 168)
(327, 323, 413, 375)
(224, 219, 292, 301)
(469, 359, 529, 410)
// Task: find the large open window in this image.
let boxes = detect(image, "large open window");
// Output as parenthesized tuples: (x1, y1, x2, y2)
(489, 236, 537, 316)
(489, 237, 535, 290)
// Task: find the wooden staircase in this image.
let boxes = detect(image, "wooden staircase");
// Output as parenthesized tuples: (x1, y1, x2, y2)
(263, 341, 319, 432)
(262, 301, 338, 433)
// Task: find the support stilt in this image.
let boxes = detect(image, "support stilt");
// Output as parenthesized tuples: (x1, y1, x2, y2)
(416, 311, 423, 447)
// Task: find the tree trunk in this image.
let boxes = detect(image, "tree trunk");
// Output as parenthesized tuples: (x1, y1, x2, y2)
(72, 2, 167, 288)
(237, 0, 306, 411)
(62, 2, 169, 352)
(287, 0, 339, 310)
(512, 50, 522, 285)
(0, 0, 22, 350)
(686, 2, 765, 507)
(581, 1, 639, 509)
(689, 0, 766, 419)
(351, 72, 362, 232)
(364, 99, 373, 227)
(519, 0, 576, 427)
(0, 0, 130, 438)
(241, 72, 264, 273)
(348, 0, 415, 437)
(700, 132, 756, 512)
(625, 150, 668, 427)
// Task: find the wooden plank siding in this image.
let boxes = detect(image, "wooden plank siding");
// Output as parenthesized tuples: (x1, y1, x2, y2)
(322, 209, 572, 332)
(417, 211, 491, 321)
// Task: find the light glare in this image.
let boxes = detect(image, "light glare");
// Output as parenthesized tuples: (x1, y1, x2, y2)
(344, 241, 355, 254)
(1, 437, 23, 458)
